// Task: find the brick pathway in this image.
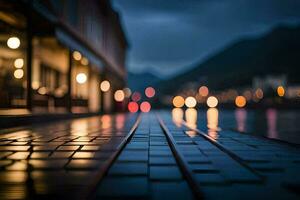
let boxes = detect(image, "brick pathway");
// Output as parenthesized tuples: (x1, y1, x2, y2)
(0, 111, 300, 199)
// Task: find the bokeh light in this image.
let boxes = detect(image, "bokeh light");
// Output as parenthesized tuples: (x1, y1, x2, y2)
(145, 87, 155, 98)
(100, 80, 110, 92)
(131, 92, 141, 102)
(128, 101, 139, 113)
(140, 101, 151, 112)
(255, 88, 264, 99)
(14, 69, 24, 79)
(235, 96, 246, 108)
(114, 90, 125, 102)
(199, 86, 209, 97)
(81, 57, 89, 65)
(277, 86, 285, 97)
(14, 58, 24, 68)
(76, 73, 87, 84)
(207, 96, 218, 108)
(123, 87, 132, 97)
(185, 96, 197, 108)
(73, 51, 82, 61)
(7, 37, 20, 49)
(172, 96, 185, 108)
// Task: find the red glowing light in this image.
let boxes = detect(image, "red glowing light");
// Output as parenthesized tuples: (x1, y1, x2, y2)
(145, 87, 155, 98)
(140, 101, 151, 113)
(131, 92, 141, 102)
(128, 102, 139, 113)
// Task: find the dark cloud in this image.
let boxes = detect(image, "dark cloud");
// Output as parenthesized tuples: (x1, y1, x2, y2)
(112, 0, 300, 77)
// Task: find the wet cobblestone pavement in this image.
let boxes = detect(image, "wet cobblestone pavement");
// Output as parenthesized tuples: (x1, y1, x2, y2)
(0, 111, 300, 199)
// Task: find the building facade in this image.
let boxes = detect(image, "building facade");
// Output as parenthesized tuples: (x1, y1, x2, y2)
(0, 0, 127, 114)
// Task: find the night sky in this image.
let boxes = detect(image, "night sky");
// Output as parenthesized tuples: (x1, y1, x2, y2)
(112, 0, 300, 78)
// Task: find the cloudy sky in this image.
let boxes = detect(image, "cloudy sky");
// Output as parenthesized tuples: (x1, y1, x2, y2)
(112, 0, 300, 78)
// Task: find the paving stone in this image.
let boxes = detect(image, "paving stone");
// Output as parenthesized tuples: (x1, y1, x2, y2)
(97, 177, 148, 197)
(151, 181, 195, 200)
(149, 156, 177, 166)
(118, 150, 148, 162)
(195, 173, 227, 185)
(109, 162, 148, 176)
(150, 166, 182, 180)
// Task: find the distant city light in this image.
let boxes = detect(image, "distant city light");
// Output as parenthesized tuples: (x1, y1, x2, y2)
(140, 101, 151, 112)
(73, 51, 82, 61)
(114, 90, 125, 102)
(128, 101, 139, 113)
(13, 69, 24, 79)
(172, 96, 185, 108)
(81, 57, 89, 65)
(207, 96, 218, 108)
(100, 80, 110, 92)
(7, 37, 20, 49)
(255, 88, 264, 99)
(277, 86, 285, 97)
(76, 73, 87, 84)
(31, 81, 40, 90)
(145, 87, 155, 98)
(199, 86, 209, 97)
(14, 58, 24, 68)
(235, 96, 247, 108)
(185, 96, 197, 108)
(38, 87, 47, 95)
(131, 92, 141, 102)
(123, 87, 132, 98)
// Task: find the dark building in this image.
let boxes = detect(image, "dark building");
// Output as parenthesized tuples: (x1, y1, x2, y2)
(0, 0, 127, 114)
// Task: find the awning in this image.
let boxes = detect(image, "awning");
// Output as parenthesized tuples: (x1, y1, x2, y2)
(55, 28, 104, 69)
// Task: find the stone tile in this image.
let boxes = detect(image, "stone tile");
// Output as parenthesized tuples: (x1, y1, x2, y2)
(151, 182, 195, 200)
(96, 177, 148, 197)
(150, 166, 182, 180)
(149, 156, 177, 165)
(109, 162, 148, 176)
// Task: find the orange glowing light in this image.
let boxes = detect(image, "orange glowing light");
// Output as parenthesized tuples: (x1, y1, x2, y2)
(199, 86, 209, 97)
(207, 96, 218, 108)
(145, 87, 155, 98)
(128, 102, 139, 113)
(131, 92, 141, 102)
(235, 96, 246, 108)
(185, 96, 197, 108)
(114, 90, 125, 102)
(73, 51, 82, 61)
(14, 69, 24, 79)
(100, 80, 110, 92)
(277, 86, 285, 97)
(140, 101, 151, 112)
(172, 96, 185, 108)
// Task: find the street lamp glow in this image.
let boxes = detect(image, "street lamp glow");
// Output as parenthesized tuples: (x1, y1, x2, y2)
(76, 73, 87, 84)
(14, 69, 24, 79)
(277, 86, 285, 97)
(7, 37, 20, 49)
(172, 96, 185, 108)
(199, 86, 209, 97)
(114, 90, 125, 102)
(235, 96, 246, 108)
(207, 96, 218, 108)
(185, 96, 197, 108)
(73, 51, 82, 61)
(100, 80, 110, 92)
(14, 58, 24, 68)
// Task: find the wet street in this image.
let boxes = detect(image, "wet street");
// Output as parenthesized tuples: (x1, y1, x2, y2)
(0, 111, 300, 199)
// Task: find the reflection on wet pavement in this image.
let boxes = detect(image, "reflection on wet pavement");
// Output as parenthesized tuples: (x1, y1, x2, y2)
(0, 114, 137, 199)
